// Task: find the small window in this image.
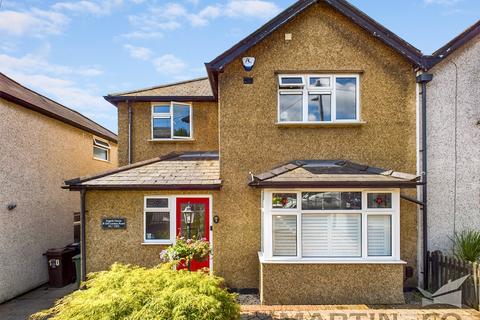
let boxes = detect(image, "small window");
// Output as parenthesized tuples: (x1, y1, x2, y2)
(93, 138, 110, 161)
(144, 197, 172, 243)
(272, 215, 297, 256)
(308, 93, 331, 121)
(335, 77, 357, 120)
(309, 76, 331, 88)
(367, 193, 392, 209)
(278, 75, 305, 88)
(151, 102, 192, 140)
(279, 92, 303, 122)
(302, 192, 362, 210)
(272, 193, 297, 209)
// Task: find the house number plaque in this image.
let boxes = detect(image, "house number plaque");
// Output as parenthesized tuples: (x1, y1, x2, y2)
(101, 218, 127, 229)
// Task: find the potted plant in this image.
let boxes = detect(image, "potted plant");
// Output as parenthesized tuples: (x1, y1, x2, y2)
(160, 236, 210, 270)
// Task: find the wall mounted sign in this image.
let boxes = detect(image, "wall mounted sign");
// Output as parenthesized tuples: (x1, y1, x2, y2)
(242, 57, 255, 71)
(101, 218, 127, 229)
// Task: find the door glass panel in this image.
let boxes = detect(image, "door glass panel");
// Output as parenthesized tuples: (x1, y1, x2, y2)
(180, 203, 206, 239)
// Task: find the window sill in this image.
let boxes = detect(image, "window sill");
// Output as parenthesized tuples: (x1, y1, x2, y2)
(93, 157, 110, 163)
(148, 139, 195, 143)
(275, 121, 366, 128)
(258, 252, 405, 264)
(141, 242, 172, 246)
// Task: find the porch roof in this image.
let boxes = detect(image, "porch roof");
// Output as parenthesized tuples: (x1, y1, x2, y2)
(64, 151, 221, 190)
(248, 160, 420, 188)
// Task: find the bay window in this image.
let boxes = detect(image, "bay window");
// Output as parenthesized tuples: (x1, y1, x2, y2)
(261, 189, 400, 262)
(277, 74, 359, 123)
(151, 102, 192, 140)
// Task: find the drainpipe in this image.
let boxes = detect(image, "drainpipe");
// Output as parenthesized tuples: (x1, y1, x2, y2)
(416, 72, 433, 289)
(80, 188, 87, 282)
(127, 100, 132, 165)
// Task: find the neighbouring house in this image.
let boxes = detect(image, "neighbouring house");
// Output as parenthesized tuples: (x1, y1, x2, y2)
(424, 22, 480, 254)
(65, 0, 430, 305)
(0, 73, 118, 303)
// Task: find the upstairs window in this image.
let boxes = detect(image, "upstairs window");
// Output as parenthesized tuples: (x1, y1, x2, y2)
(151, 102, 192, 140)
(277, 74, 359, 123)
(93, 138, 110, 161)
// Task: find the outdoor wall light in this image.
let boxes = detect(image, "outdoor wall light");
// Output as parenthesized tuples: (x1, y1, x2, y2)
(182, 204, 195, 225)
(213, 215, 220, 224)
(7, 203, 17, 211)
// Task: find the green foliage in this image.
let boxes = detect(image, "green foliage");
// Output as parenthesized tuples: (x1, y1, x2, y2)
(160, 237, 210, 266)
(453, 229, 480, 262)
(31, 263, 240, 320)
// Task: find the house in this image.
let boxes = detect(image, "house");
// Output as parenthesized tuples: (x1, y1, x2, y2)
(65, 0, 428, 305)
(0, 73, 118, 303)
(423, 22, 480, 254)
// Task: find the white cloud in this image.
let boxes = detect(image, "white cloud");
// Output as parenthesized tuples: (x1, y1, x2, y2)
(0, 52, 103, 77)
(225, 0, 280, 19)
(123, 44, 153, 60)
(0, 8, 69, 36)
(153, 54, 188, 75)
(123, 0, 278, 38)
(190, 5, 222, 26)
(52, 0, 124, 15)
(0, 54, 115, 131)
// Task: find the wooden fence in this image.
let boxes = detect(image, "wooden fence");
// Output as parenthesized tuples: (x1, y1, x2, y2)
(426, 250, 480, 309)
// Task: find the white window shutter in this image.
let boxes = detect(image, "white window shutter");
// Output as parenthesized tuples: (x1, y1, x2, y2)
(272, 215, 297, 256)
(367, 215, 392, 256)
(302, 214, 329, 257)
(302, 214, 361, 257)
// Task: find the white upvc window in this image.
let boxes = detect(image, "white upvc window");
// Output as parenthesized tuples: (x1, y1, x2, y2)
(261, 189, 400, 263)
(277, 74, 360, 123)
(143, 196, 175, 244)
(151, 102, 192, 140)
(93, 138, 110, 161)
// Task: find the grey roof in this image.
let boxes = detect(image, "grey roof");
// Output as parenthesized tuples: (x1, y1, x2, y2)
(105, 77, 215, 103)
(65, 152, 221, 190)
(249, 160, 420, 188)
(0, 73, 117, 142)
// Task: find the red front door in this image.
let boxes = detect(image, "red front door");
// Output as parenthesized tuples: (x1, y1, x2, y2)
(176, 197, 210, 271)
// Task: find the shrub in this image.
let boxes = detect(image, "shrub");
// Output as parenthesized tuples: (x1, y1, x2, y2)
(452, 229, 480, 262)
(31, 263, 240, 320)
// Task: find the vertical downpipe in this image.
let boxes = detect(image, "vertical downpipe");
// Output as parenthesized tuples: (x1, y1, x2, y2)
(80, 188, 87, 282)
(127, 100, 132, 165)
(416, 73, 433, 289)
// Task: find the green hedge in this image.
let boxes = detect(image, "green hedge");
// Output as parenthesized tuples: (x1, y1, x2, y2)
(31, 263, 240, 320)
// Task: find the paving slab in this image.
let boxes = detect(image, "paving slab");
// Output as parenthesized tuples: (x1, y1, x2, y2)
(0, 284, 76, 320)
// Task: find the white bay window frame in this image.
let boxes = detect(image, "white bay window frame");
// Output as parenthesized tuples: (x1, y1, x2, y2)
(277, 74, 360, 124)
(151, 102, 193, 140)
(260, 188, 401, 263)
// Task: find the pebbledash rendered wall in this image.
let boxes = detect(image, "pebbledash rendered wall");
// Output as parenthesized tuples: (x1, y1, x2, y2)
(426, 36, 480, 253)
(84, 190, 219, 273)
(0, 98, 117, 303)
(116, 101, 218, 166)
(215, 1, 418, 296)
(260, 263, 405, 305)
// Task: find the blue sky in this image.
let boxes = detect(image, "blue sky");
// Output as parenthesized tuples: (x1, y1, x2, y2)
(0, 0, 478, 133)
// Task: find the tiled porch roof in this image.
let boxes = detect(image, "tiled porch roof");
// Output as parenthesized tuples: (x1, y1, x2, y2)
(64, 152, 221, 190)
(249, 160, 420, 188)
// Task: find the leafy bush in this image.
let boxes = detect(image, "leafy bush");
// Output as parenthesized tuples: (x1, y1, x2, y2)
(453, 229, 480, 262)
(31, 263, 240, 320)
